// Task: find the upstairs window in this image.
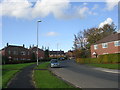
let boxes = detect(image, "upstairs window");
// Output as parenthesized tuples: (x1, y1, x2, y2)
(21, 51, 26, 55)
(94, 45, 98, 50)
(8, 51, 11, 55)
(102, 43, 108, 48)
(114, 41, 120, 46)
(13, 51, 18, 55)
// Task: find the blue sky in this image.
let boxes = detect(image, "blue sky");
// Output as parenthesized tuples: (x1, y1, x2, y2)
(1, 0, 119, 52)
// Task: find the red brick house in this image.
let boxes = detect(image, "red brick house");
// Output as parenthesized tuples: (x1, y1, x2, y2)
(66, 50, 74, 59)
(29, 47, 44, 59)
(91, 33, 120, 58)
(1, 44, 31, 60)
(49, 50, 65, 58)
(0, 44, 45, 61)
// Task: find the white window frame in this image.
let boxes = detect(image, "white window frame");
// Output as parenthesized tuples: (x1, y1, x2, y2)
(114, 40, 120, 46)
(94, 45, 98, 50)
(8, 51, 11, 55)
(102, 43, 108, 48)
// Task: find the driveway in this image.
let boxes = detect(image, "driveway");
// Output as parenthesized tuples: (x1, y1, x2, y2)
(50, 60, 119, 88)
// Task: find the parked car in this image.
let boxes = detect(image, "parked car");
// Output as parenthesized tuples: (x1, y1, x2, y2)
(59, 57, 65, 61)
(50, 59, 60, 68)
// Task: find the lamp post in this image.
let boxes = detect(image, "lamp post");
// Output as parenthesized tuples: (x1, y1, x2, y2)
(37, 20, 42, 66)
(57, 43, 59, 59)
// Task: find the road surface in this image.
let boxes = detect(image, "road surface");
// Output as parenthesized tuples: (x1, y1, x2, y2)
(50, 60, 119, 88)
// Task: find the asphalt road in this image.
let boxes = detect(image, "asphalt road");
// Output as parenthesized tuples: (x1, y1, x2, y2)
(50, 60, 119, 88)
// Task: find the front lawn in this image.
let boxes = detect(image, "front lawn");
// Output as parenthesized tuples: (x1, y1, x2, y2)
(87, 64, 119, 69)
(2, 62, 35, 88)
(33, 62, 74, 88)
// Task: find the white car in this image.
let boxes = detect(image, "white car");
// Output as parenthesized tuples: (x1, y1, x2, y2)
(50, 59, 60, 68)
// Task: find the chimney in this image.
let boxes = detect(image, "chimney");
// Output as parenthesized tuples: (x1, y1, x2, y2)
(7, 43, 9, 47)
(32, 44, 34, 47)
(23, 44, 25, 48)
(29, 45, 31, 48)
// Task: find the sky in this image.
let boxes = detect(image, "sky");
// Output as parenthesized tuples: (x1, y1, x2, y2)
(0, 0, 119, 52)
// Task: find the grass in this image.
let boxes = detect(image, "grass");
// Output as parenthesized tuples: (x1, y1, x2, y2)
(87, 64, 120, 69)
(2, 62, 35, 88)
(35, 62, 49, 69)
(33, 62, 74, 88)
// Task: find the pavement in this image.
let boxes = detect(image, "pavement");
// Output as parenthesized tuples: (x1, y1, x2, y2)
(50, 60, 120, 88)
(7, 64, 36, 88)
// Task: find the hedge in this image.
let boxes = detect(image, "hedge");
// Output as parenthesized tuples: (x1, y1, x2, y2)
(76, 53, 120, 64)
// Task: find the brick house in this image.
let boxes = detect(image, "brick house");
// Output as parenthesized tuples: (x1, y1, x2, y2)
(29, 47, 44, 59)
(91, 33, 120, 58)
(49, 50, 65, 58)
(66, 50, 74, 59)
(1, 44, 31, 60)
(0, 44, 45, 61)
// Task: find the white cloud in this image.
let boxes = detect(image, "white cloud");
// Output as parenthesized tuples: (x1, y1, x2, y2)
(45, 32, 59, 36)
(83, 2, 88, 6)
(105, 0, 119, 11)
(31, 0, 70, 19)
(0, 0, 32, 19)
(118, 30, 120, 33)
(0, 0, 98, 19)
(99, 18, 113, 28)
(0, 0, 70, 19)
(78, 7, 89, 18)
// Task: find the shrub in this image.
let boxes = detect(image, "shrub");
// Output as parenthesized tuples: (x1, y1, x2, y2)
(76, 53, 120, 64)
(98, 53, 120, 64)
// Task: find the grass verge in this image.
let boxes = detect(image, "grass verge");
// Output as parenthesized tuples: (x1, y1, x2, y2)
(2, 62, 35, 88)
(87, 64, 119, 69)
(33, 62, 74, 88)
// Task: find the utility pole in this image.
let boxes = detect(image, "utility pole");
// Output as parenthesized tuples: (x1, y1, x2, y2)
(37, 20, 42, 66)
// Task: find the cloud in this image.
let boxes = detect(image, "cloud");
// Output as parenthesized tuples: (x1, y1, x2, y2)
(31, 0, 70, 19)
(0, 0, 32, 19)
(78, 7, 89, 18)
(99, 18, 113, 28)
(0, 0, 70, 19)
(105, 0, 119, 11)
(118, 30, 120, 33)
(0, 0, 98, 19)
(83, 3, 88, 6)
(45, 32, 59, 36)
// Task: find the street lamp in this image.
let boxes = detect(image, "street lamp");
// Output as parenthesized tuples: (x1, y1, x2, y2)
(37, 20, 42, 66)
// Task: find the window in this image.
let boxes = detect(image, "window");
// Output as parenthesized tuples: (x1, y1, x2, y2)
(28, 52, 30, 55)
(13, 51, 18, 55)
(8, 51, 11, 55)
(102, 43, 108, 48)
(94, 45, 98, 50)
(114, 41, 120, 46)
(21, 51, 26, 55)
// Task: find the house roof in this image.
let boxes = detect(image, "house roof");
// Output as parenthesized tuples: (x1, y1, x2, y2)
(49, 51, 65, 54)
(95, 33, 120, 44)
(29, 47, 44, 51)
(1, 45, 28, 50)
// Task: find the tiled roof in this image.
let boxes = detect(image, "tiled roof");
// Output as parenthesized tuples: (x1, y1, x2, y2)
(95, 33, 120, 44)
(1, 45, 28, 50)
(29, 47, 43, 51)
(49, 51, 65, 54)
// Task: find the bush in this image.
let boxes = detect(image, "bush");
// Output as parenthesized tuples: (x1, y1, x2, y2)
(76, 53, 120, 64)
(98, 53, 120, 64)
